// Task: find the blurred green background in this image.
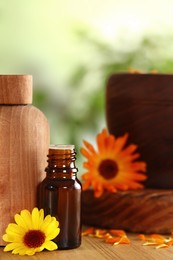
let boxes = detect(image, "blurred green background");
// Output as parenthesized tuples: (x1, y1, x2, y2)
(1, 0, 173, 175)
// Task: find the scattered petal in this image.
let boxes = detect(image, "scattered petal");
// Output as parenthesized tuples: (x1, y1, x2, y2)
(82, 227, 130, 246)
(138, 233, 173, 249)
(82, 227, 95, 236)
(82, 227, 173, 250)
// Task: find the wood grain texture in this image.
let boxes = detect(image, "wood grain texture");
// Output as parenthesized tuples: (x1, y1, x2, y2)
(0, 105, 49, 245)
(1, 235, 173, 260)
(106, 73, 173, 188)
(0, 75, 32, 104)
(82, 189, 173, 234)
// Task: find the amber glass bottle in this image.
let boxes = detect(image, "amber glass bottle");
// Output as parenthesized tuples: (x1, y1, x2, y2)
(38, 144, 82, 250)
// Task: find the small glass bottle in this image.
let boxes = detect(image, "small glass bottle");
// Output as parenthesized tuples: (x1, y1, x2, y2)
(38, 144, 82, 250)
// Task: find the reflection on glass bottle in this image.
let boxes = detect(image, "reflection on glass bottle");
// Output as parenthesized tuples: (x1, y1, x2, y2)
(38, 144, 82, 250)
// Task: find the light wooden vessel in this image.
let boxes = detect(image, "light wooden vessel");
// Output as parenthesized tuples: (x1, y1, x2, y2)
(0, 75, 49, 245)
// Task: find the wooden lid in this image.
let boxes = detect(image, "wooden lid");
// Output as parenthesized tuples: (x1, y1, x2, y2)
(0, 75, 32, 104)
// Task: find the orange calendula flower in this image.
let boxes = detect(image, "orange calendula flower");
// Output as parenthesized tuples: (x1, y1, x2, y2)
(80, 128, 147, 197)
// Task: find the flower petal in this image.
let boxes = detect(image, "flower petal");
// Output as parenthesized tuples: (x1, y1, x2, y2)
(4, 243, 22, 252)
(39, 215, 52, 231)
(80, 147, 93, 160)
(39, 209, 44, 225)
(14, 209, 32, 230)
(32, 208, 40, 229)
(43, 240, 58, 251)
(83, 140, 96, 154)
(46, 228, 60, 241)
(44, 217, 59, 237)
(5, 223, 25, 237)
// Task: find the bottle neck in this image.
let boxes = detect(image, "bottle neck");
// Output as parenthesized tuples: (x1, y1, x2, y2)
(45, 145, 78, 178)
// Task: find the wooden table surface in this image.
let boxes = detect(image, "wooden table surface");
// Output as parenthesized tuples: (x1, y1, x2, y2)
(0, 234, 173, 260)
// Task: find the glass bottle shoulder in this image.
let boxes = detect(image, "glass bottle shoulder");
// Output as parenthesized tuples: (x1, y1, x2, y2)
(40, 176, 82, 190)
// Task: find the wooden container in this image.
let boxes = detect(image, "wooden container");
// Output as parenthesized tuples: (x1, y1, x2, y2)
(106, 73, 173, 188)
(0, 75, 49, 245)
(82, 73, 173, 233)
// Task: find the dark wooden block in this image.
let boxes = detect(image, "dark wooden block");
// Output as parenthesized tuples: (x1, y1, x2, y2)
(82, 189, 173, 234)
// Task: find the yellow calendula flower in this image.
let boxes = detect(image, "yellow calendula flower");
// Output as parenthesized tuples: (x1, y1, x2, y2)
(81, 128, 147, 197)
(2, 208, 60, 256)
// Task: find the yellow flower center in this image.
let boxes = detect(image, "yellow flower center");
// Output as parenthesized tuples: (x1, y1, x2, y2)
(98, 159, 118, 180)
(23, 230, 45, 248)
